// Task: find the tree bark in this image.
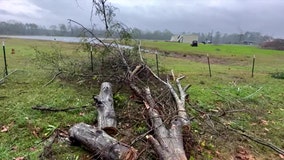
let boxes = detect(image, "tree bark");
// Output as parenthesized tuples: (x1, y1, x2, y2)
(69, 123, 137, 160)
(143, 90, 188, 160)
(93, 82, 117, 135)
(128, 66, 191, 160)
(68, 82, 138, 159)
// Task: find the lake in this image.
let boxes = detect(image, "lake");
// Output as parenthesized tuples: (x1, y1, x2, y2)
(0, 35, 134, 50)
(0, 35, 95, 43)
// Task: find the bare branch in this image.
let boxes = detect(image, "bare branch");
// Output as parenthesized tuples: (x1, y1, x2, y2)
(229, 125, 284, 155)
(0, 69, 18, 84)
(144, 65, 166, 85)
(171, 69, 176, 81)
(67, 19, 109, 49)
(42, 72, 62, 87)
(32, 105, 87, 112)
(138, 40, 144, 63)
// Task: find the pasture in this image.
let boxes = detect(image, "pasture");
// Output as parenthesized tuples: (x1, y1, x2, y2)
(0, 38, 284, 159)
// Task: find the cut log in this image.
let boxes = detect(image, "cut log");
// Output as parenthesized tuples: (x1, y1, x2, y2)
(69, 123, 137, 160)
(93, 82, 117, 135)
(144, 101, 188, 160)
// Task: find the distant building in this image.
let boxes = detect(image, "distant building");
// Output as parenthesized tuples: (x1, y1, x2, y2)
(243, 41, 254, 45)
(170, 34, 198, 43)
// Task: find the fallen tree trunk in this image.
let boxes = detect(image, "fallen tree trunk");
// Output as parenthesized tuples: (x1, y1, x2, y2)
(130, 85, 189, 160)
(93, 82, 117, 135)
(128, 65, 191, 160)
(69, 123, 137, 160)
(145, 106, 187, 160)
(69, 82, 137, 159)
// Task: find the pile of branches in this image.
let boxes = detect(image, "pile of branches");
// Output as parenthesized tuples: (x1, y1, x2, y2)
(67, 37, 196, 159)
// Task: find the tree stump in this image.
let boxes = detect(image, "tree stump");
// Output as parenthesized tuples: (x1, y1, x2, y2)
(93, 82, 117, 135)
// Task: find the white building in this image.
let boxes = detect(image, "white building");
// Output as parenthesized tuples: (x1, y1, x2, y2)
(170, 34, 198, 43)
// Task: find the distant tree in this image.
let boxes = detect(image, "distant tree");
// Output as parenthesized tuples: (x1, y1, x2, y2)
(59, 24, 67, 36)
(49, 25, 57, 36)
(25, 23, 39, 35)
(131, 28, 142, 39)
(213, 31, 221, 44)
(161, 29, 173, 40)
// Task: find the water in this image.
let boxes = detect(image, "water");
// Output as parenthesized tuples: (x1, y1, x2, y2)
(1, 35, 91, 43)
(0, 35, 133, 49)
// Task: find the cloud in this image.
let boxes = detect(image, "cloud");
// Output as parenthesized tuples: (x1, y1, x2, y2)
(0, 0, 49, 19)
(0, 0, 284, 38)
(109, 0, 284, 37)
(28, 0, 93, 27)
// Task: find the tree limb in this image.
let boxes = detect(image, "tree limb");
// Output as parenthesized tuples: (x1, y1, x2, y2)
(0, 69, 18, 84)
(69, 123, 137, 160)
(42, 72, 62, 87)
(32, 105, 88, 112)
(228, 125, 284, 155)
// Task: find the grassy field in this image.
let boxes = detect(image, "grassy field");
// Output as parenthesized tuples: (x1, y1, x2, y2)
(1, 38, 284, 159)
(143, 41, 284, 159)
(0, 38, 95, 159)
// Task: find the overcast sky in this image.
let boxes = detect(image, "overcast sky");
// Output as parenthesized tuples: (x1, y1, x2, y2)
(1, 0, 284, 38)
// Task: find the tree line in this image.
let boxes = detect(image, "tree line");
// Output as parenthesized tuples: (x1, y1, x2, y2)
(197, 31, 272, 45)
(0, 20, 272, 44)
(0, 20, 87, 37)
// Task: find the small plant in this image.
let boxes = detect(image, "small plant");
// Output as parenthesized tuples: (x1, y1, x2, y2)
(135, 124, 148, 134)
(113, 93, 128, 109)
(43, 124, 58, 137)
(271, 72, 284, 79)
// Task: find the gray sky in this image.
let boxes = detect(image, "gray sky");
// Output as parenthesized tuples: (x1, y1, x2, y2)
(1, 0, 284, 38)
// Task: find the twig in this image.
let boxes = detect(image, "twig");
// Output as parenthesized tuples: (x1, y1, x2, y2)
(130, 129, 153, 145)
(117, 45, 131, 73)
(138, 40, 144, 63)
(144, 65, 166, 85)
(42, 72, 62, 87)
(212, 116, 284, 155)
(243, 87, 263, 99)
(171, 69, 175, 81)
(67, 19, 109, 49)
(32, 105, 88, 112)
(218, 109, 246, 117)
(0, 69, 18, 83)
(214, 91, 243, 106)
(228, 126, 284, 155)
(190, 102, 284, 155)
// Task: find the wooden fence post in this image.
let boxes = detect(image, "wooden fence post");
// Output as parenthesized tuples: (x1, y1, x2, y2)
(156, 52, 159, 77)
(207, 54, 212, 77)
(90, 45, 94, 72)
(251, 55, 255, 78)
(2, 41, 8, 76)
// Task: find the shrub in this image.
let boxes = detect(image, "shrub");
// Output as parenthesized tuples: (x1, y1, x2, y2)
(271, 72, 284, 79)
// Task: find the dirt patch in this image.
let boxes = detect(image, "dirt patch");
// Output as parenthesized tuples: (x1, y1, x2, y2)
(167, 52, 231, 64)
(234, 146, 256, 160)
(143, 48, 248, 65)
(164, 51, 249, 65)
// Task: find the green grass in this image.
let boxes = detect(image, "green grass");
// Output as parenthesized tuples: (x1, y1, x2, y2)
(0, 38, 94, 159)
(1, 38, 284, 159)
(142, 40, 284, 55)
(143, 41, 284, 159)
